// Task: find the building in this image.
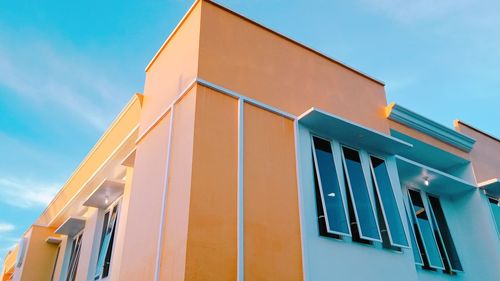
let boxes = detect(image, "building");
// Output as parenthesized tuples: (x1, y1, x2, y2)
(1, 1, 499, 280)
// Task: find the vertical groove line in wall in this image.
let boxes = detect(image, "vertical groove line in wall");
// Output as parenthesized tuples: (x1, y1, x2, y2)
(237, 98, 245, 281)
(293, 120, 308, 281)
(154, 104, 175, 281)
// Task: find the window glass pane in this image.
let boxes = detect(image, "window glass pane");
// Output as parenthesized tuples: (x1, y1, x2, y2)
(342, 147, 380, 241)
(404, 205, 423, 265)
(95, 205, 119, 280)
(408, 190, 444, 269)
(103, 206, 118, 277)
(428, 196, 462, 271)
(66, 234, 83, 281)
(312, 137, 350, 235)
(370, 156, 408, 247)
(489, 198, 500, 238)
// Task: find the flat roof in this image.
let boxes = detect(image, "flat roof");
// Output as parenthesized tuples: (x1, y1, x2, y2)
(455, 120, 500, 143)
(145, 0, 385, 86)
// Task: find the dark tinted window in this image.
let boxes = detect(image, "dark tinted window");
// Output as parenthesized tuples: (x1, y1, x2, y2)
(342, 147, 380, 241)
(428, 196, 462, 271)
(408, 190, 444, 269)
(312, 137, 350, 235)
(370, 156, 408, 247)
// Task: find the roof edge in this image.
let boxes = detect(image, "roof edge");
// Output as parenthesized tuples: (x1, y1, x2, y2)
(386, 103, 476, 152)
(36, 94, 143, 225)
(455, 120, 500, 143)
(145, 0, 201, 72)
(145, 0, 385, 86)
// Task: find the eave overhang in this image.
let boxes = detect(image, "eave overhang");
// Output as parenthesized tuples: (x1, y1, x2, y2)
(396, 156, 476, 196)
(55, 217, 85, 237)
(299, 108, 412, 155)
(83, 179, 125, 209)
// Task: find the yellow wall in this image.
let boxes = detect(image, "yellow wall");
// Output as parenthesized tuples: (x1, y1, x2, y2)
(18, 226, 60, 281)
(455, 121, 500, 182)
(1, 246, 18, 281)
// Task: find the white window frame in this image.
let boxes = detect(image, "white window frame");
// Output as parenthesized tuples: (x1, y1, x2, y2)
(426, 194, 463, 273)
(406, 188, 446, 270)
(94, 199, 121, 281)
(311, 134, 352, 237)
(310, 133, 409, 249)
(340, 145, 383, 243)
(368, 154, 410, 249)
(65, 230, 84, 281)
(487, 196, 500, 239)
(403, 201, 425, 266)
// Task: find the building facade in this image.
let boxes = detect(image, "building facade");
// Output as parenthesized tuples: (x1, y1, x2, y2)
(1, 1, 499, 281)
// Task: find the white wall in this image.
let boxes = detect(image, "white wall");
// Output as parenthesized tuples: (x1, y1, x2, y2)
(296, 123, 500, 281)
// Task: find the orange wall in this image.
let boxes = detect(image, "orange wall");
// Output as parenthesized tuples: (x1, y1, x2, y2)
(159, 88, 197, 281)
(18, 226, 60, 281)
(243, 103, 303, 281)
(141, 1, 201, 137)
(1, 246, 17, 281)
(184, 86, 238, 281)
(455, 122, 500, 182)
(388, 120, 470, 160)
(118, 110, 172, 280)
(198, 0, 389, 133)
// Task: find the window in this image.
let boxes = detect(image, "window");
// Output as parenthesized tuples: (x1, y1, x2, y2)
(406, 190, 462, 273)
(404, 204, 424, 265)
(94, 203, 119, 280)
(312, 136, 350, 236)
(489, 197, 500, 238)
(66, 233, 83, 281)
(342, 146, 381, 242)
(311, 136, 408, 249)
(50, 245, 61, 281)
(428, 195, 462, 272)
(370, 156, 409, 248)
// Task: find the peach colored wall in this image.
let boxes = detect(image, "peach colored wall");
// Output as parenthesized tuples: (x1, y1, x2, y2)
(141, 1, 201, 137)
(388, 120, 470, 160)
(118, 111, 172, 281)
(455, 122, 500, 182)
(198, 0, 389, 133)
(243, 103, 303, 281)
(184, 86, 238, 281)
(18, 226, 60, 281)
(159, 89, 197, 281)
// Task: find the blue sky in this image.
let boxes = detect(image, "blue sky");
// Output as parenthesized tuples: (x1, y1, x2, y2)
(0, 0, 499, 264)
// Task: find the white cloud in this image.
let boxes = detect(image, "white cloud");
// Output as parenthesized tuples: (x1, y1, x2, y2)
(0, 223, 15, 233)
(0, 26, 127, 131)
(0, 177, 60, 209)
